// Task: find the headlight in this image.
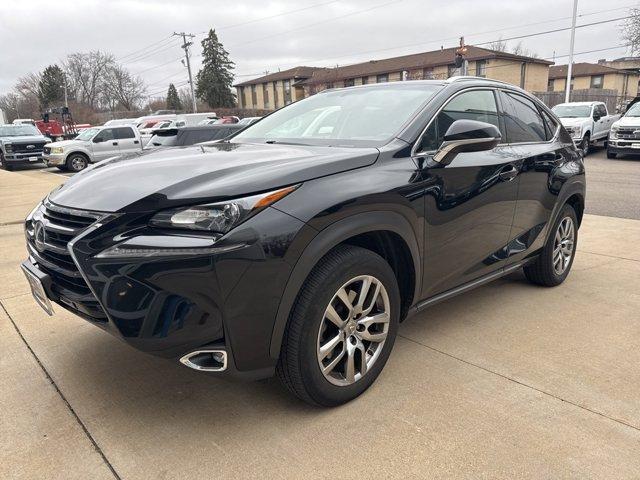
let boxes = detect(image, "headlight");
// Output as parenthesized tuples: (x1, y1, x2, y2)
(149, 185, 298, 233)
(51, 146, 64, 154)
(610, 126, 618, 138)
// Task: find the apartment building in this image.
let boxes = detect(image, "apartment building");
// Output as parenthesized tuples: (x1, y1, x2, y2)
(548, 63, 639, 98)
(235, 46, 552, 110)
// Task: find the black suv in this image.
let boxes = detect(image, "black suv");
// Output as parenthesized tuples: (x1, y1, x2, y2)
(22, 78, 585, 406)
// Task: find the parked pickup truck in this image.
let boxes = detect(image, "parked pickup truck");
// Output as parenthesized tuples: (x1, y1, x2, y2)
(551, 101, 619, 155)
(0, 124, 51, 170)
(43, 125, 142, 172)
(606, 102, 640, 158)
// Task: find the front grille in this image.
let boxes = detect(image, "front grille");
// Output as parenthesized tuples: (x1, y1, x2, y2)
(11, 141, 46, 154)
(26, 201, 107, 320)
(616, 128, 640, 140)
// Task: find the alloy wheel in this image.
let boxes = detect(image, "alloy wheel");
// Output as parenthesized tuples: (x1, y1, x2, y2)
(316, 275, 390, 386)
(553, 217, 575, 275)
(70, 156, 86, 171)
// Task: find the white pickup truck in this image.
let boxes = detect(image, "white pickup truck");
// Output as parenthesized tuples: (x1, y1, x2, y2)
(43, 125, 142, 172)
(606, 102, 640, 158)
(551, 101, 619, 155)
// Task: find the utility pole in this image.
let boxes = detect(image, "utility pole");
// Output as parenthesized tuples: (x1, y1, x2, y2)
(565, 0, 578, 103)
(174, 32, 197, 113)
(61, 75, 68, 108)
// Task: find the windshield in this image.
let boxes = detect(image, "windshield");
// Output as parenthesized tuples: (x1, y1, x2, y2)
(0, 125, 40, 137)
(234, 84, 442, 147)
(625, 104, 640, 117)
(75, 128, 100, 141)
(551, 105, 592, 118)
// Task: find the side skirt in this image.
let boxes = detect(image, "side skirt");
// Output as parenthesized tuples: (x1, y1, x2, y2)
(411, 259, 534, 314)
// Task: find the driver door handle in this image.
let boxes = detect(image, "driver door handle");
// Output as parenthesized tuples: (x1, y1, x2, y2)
(112, 142, 118, 146)
(499, 165, 519, 182)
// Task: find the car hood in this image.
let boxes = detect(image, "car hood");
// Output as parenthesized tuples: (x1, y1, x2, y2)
(45, 139, 88, 148)
(49, 141, 380, 213)
(1, 135, 50, 143)
(558, 117, 589, 127)
(613, 116, 640, 128)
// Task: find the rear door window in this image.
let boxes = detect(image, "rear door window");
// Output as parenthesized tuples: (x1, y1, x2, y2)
(501, 91, 547, 143)
(114, 127, 136, 139)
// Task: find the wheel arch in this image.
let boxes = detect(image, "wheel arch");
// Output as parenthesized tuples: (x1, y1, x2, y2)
(269, 211, 421, 359)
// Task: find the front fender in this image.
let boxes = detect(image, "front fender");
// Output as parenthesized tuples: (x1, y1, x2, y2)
(269, 210, 422, 359)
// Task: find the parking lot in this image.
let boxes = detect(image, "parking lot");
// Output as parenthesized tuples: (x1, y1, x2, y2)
(1, 148, 640, 479)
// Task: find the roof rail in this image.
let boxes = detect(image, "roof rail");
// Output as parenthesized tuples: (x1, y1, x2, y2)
(445, 76, 511, 86)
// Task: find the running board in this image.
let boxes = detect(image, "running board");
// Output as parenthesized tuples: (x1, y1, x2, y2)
(414, 261, 527, 312)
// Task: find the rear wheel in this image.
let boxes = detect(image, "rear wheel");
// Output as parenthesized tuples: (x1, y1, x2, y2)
(66, 153, 88, 172)
(524, 204, 578, 287)
(277, 245, 400, 406)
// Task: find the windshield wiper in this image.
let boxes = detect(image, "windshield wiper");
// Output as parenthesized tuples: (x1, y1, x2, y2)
(264, 140, 311, 146)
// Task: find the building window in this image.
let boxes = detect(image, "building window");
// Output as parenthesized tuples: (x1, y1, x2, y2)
(361, 76, 368, 85)
(423, 67, 434, 79)
(376, 74, 388, 83)
(345, 78, 355, 87)
(475, 60, 487, 78)
(447, 65, 458, 78)
(251, 85, 257, 107)
(263, 84, 269, 108)
(273, 81, 278, 107)
(284, 80, 292, 104)
(547, 79, 554, 91)
(590, 75, 604, 89)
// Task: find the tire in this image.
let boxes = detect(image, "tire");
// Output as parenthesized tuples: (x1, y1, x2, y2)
(580, 133, 590, 156)
(606, 149, 617, 159)
(277, 245, 400, 407)
(66, 153, 88, 172)
(524, 204, 578, 287)
(0, 152, 13, 171)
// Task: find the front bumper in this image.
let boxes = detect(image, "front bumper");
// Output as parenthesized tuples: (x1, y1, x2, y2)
(43, 153, 67, 166)
(3, 152, 45, 165)
(23, 200, 310, 379)
(607, 140, 640, 156)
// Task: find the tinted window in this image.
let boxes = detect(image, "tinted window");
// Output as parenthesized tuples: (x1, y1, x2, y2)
(501, 92, 546, 143)
(95, 129, 115, 142)
(177, 129, 226, 146)
(595, 104, 607, 117)
(417, 89, 500, 152)
(114, 127, 135, 139)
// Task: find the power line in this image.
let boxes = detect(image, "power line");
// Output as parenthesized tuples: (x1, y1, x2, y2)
(198, 0, 341, 33)
(132, 56, 184, 75)
(121, 39, 181, 65)
(147, 81, 189, 98)
(225, 0, 404, 49)
(230, 7, 637, 81)
(116, 35, 175, 61)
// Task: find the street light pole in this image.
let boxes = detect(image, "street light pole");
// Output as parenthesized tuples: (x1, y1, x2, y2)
(174, 32, 197, 113)
(565, 0, 578, 103)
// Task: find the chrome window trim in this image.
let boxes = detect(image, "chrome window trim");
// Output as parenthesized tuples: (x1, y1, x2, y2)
(411, 86, 503, 158)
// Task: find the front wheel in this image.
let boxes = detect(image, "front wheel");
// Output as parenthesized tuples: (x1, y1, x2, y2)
(606, 149, 617, 159)
(524, 204, 578, 287)
(0, 152, 13, 171)
(277, 245, 400, 406)
(580, 133, 590, 156)
(66, 153, 88, 172)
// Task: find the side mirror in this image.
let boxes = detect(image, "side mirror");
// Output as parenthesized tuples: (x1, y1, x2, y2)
(434, 119, 501, 165)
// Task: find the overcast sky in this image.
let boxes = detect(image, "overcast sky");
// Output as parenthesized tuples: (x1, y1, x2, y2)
(0, 0, 635, 98)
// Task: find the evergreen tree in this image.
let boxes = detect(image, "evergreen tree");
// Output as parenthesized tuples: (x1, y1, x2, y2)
(38, 65, 65, 108)
(195, 29, 236, 108)
(166, 83, 182, 111)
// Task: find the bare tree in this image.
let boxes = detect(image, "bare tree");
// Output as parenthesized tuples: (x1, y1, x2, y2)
(511, 41, 538, 58)
(15, 72, 42, 99)
(622, 7, 640, 54)
(104, 65, 146, 110)
(487, 38, 507, 52)
(63, 51, 116, 108)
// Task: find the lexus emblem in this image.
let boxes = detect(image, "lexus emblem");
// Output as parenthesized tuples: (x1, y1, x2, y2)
(26, 144, 35, 149)
(34, 221, 46, 252)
